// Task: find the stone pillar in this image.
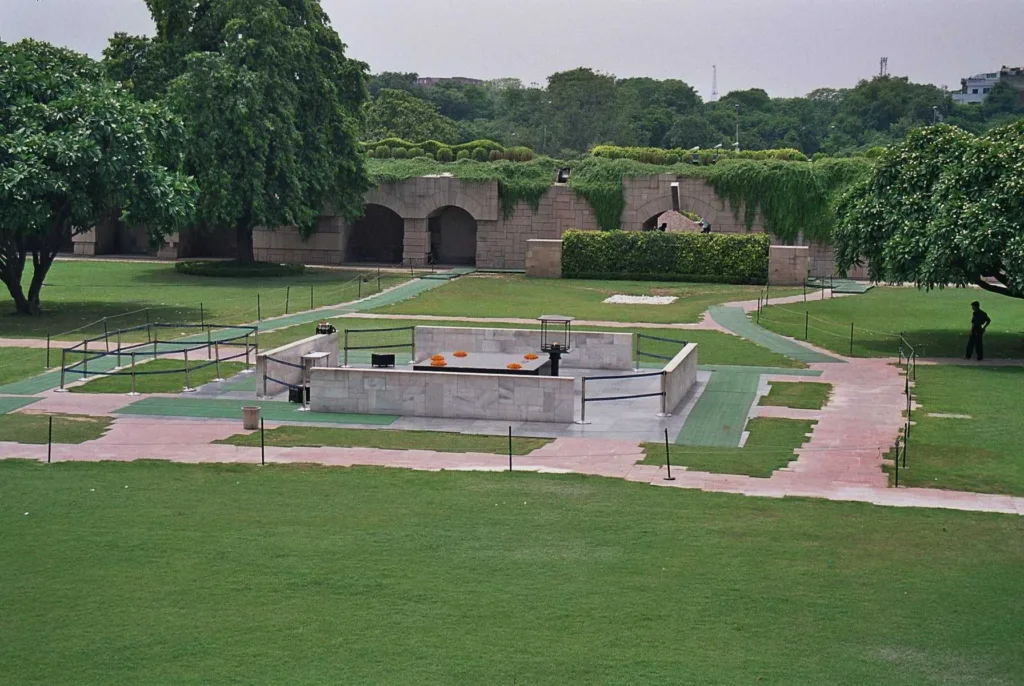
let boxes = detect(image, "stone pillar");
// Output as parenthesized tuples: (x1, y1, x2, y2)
(768, 245, 809, 286)
(73, 228, 98, 256)
(403, 218, 429, 266)
(525, 239, 563, 279)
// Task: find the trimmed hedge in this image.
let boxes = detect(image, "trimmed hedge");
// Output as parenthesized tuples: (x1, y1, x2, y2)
(591, 145, 809, 164)
(561, 230, 770, 284)
(174, 261, 306, 278)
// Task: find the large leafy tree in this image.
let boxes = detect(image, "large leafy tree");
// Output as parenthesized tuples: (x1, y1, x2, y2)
(364, 89, 458, 143)
(106, 0, 371, 263)
(834, 122, 1024, 299)
(0, 40, 194, 315)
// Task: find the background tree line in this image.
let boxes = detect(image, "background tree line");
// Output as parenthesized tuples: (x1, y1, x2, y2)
(365, 67, 1024, 157)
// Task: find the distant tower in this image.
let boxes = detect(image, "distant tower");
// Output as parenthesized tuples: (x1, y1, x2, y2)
(879, 57, 889, 78)
(711, 65, 718, 101)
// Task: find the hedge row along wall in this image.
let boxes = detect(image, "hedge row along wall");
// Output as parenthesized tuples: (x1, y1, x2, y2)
(561, 230, 771, 284)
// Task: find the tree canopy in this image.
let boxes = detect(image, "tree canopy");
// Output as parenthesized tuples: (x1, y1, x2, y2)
(363, 71, 1020, 158)
(0, 39, 195, 315)
(834, 122, 1024, 299)
(105, 0, 371, 263)
(364, 89, 458, 143)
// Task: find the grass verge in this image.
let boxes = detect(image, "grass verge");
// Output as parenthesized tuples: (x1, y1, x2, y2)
(0, 347, 50, 387)
(0, 412, 112, 444)
(373, 274, 798, 324)
(640, 417, 815, 477)
(0, 260, 408, 340)
(759, 381, 833, 410)
(2, 461, 1022, 684)
(217, 425, 552, 455)
(886, 364, 1024, 495)
(69, 360, 248, 394)
(757, 287, 1024, 359)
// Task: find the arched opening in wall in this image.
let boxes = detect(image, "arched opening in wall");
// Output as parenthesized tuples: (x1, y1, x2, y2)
(642, 211, 701, 233)
(345, 204, 405, 264)
(427, 206, 477, 266)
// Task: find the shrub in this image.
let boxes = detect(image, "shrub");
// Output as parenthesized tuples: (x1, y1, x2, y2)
(664, 153, 680, 165)
(436, 147, 454, 162)
(472, 146, 489, 161)
(456, 149, 471, 161)
(488, 149, 504, 162)
(864, 146, 888, 159)
(560, 230, 770, 284)
(505, 146, 535, 162)
(408, 147, 425, 158)
(374, 145, 390, 159)
(174, 261, 306, 278)
(811, 152, 829, 162)
(424, 151, 435, 160)
(391, 147, 408, 159)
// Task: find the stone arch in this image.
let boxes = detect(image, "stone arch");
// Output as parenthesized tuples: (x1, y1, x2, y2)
(634, 194, 730, 233)
(427, 206, 477, 266)
(364, 187, 411, 219)
(345, 204, 404, 264)
(420, 190, 486, 222)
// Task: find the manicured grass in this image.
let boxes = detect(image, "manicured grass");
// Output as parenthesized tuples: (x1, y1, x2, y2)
(259, 316, 806, 368)
(375, 274, 797, 324)
(889, 365, 1024, 496)
(69, 359, 248, 394)
(758, 287, 1024, 359)
(218, 425, 552, 455)
(641, 418, 815, 477)
(0, 348, 50, 386)
(3, 461, 1022, 684)
(0, 260, 408, 340)
(0, 412, 112, 444)
(759, 381, 833, 410)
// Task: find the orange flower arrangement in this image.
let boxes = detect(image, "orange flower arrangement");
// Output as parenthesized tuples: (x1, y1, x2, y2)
(507, 362, 523, 370)
(430, 360, 448, 367)
(453, 351, 468, 358)
(430, 354, 445, 362)
(524, 353, 539, 360)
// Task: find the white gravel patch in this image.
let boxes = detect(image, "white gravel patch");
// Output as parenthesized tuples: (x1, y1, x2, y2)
(603, 294, 678, 305)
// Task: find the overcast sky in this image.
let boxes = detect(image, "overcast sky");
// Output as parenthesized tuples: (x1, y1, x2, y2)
(2, 0, 1022, 98)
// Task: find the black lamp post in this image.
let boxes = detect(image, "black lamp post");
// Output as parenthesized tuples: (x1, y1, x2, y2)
(538, 315, 574, 376)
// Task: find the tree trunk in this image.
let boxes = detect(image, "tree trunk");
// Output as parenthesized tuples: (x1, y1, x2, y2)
(0, 243, 31, 314)
(236, 220, 255, 265)
(25, 249, 58, 315)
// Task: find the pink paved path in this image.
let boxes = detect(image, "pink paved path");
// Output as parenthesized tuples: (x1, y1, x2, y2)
(3, 426, 1020, 515)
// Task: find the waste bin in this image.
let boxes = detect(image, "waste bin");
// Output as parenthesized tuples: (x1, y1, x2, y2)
(242, 406, 261, 430)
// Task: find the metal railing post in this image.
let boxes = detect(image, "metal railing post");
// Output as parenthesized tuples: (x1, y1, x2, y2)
(343, 330, 349, 367)
(153, 326, 159, 360)
(658, 372, 669, 417)
(577, 377, 588, 424)
(213, 341, 223, 382)
(183, 347, 196, 393)
(634, 334, 640, 371)
(128, 352, 139, 396)
(116, 329, 122, 368)
(103, 318, 109, 352)
(57, 349, 67, 392)
(83, 340, 89, 379)
(409, 328, 416, 365)
(46, 334, 51, 368)
(207, 325, 213, 358)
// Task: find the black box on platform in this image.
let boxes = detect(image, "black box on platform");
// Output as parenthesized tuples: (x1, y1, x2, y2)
(289, 386, 310, 403)
(372, 353, 396, 368)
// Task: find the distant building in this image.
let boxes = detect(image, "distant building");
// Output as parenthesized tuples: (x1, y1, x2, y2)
(952, 72, 999, 104)
(415, 76, 484, 88)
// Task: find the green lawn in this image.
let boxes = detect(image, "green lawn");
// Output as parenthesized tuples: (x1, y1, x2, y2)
(2, 461, 1022, 684)
(218, 425, 552, 455)
(0, 413, 112, 444)
(758, 287, 1024, 359)
(374, 274, 796, 324)
(759, 381, 833, 410)
(641, 417, 814, 477)
(259, 316, 806, 369)
(890, 365, 1024, 496)
(69, 359, 248, 394)
(0, 260, 408, 340)
(0, 348, 50, 386)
